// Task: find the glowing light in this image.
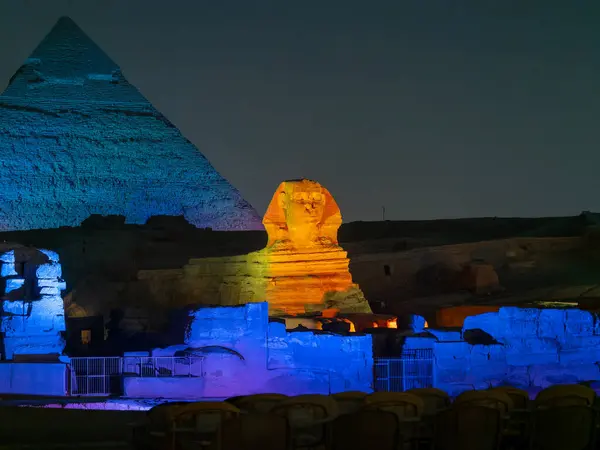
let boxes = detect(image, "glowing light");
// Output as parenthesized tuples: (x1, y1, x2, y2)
(386, 318, 398, 329)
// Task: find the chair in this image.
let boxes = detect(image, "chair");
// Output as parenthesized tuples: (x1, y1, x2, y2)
(490, 386, 530, 410)
(217, 413, 290, 450)
(170, 402, 240, 450)
(365, 392, 425, 417)
(408, 388, 451, 416)
(132, 401, 190, 450)
(271, 394, 338, 449)
(530, 405, 596, 450)
(535, 384, 596, 408)
(330, 409, 400, 450)
(227, 393, 287, 413)
(365, 392, 425, 448)
(455, 390, 514, 417)
(408, 387, 451, 447)
(331, 391, 367, 415)
(434, 404, 502, 450)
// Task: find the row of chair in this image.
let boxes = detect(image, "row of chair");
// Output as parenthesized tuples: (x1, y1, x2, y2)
(131, 384, 599, 450)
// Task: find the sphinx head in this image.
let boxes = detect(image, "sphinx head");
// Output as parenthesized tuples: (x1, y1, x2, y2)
(263, 179, 342, 248)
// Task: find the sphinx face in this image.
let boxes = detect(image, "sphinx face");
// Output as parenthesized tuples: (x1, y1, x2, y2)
(282, 183, 326, 247)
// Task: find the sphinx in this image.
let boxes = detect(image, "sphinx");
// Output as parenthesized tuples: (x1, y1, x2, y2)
(180, 179, 373, 317)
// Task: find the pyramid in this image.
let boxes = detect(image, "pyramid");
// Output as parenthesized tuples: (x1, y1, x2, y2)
(0, 17, 263, 231)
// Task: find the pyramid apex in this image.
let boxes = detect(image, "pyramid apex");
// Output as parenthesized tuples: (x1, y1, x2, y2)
(1, 14, 147, 103)
(54, 16, 79, 27)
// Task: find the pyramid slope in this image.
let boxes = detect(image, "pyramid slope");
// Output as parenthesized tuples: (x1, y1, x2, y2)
(0, 17, 263, 231)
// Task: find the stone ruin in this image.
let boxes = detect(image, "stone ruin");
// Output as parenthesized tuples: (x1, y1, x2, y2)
(0, 246, 67, 360)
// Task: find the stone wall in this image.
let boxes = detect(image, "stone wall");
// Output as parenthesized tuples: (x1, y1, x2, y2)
(431, 307, 600, 396)
(123, 302, 373, 399)
(0, 247, 67, 360)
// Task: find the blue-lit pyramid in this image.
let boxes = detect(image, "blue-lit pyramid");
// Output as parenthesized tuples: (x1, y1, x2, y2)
(0, 17, 262, 231)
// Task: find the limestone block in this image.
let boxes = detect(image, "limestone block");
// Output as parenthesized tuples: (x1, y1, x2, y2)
(560, 363, 600, 382)
(505, 365, 530, 389)
(559, 348, 600, 365)
(564, 309, 595, 337)
(434, 341, 471, 368)
(4, 278, 25, 294)
(470, 344, 506, 365)
(529, 364, 579, 388)
(409, 315, 427, 333)
(35, 263, 62, 279)
(2, 300, 26, 316)
(505, 338, 559, 366)
(39, 249, 60, 262)
(1, 263, 18, 277)
(403, 336, 436, 350)
(0, 250, 15, 263)
(560, 336, 600, 352)
(498, 308, 540, 340)
(463, 312, 501, 338)
(3, 334, 65, 359)
(537, 309, 566, 341)
(31, 296, 67, 317)
(427, 329, 462, 341)
(39, 286, 61, 296)
(2, 313, 65, 335)
(37, 279, 67, 290)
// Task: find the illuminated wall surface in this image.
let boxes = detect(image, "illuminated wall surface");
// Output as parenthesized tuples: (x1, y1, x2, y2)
(124, 302, 374, 398)
(0, 248, 67, 359)
(0, 17, 262, 231)
(416, 307, 600, 396)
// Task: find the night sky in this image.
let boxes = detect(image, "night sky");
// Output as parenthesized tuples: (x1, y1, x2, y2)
(0, 1, 599, 223)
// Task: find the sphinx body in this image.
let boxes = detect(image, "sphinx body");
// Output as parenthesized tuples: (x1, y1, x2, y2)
(181, 179, 372, 316)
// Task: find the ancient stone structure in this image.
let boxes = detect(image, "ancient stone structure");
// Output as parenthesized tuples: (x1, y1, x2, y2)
(180, 179, 373, 316)
(0, 16, 261, 231)
(0, 246, 67, 359)
(124, 302, 373, 398)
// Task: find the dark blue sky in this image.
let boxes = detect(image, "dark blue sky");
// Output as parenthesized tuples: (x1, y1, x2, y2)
(0, 1, 599, 222)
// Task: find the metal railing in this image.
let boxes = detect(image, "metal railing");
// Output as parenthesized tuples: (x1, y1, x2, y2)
(123, 356, 204, 378)
(69, 357, 122, 396)
(69, 356, 204, 396)
(374, 349, 434, 392)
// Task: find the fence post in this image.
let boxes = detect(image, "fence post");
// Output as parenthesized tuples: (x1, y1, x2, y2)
(387, 360, 391, 392)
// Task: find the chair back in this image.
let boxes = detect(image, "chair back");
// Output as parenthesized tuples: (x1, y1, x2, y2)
(331, 391, 367, 415)
(330, 410, 400, 450)
(535, 384, 595, 408)
(171, 402, 240, 434)
(271, 394, 338, 449)
(530, 405, 596, 450)
(455, 390, 513, 417)
(490, 387, 529, 409)
(434, 404, 502, 450)
(365, 392, 425, 418)
(408, 388, 451, 415)
(219, 413, 289, 450)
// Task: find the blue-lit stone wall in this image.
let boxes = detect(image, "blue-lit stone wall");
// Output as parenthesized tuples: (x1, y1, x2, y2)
(0, 17, 262, 232)
(0, 247, 66, 359)
(123, 302, 373, 398)
(431, 307, 600, 396)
